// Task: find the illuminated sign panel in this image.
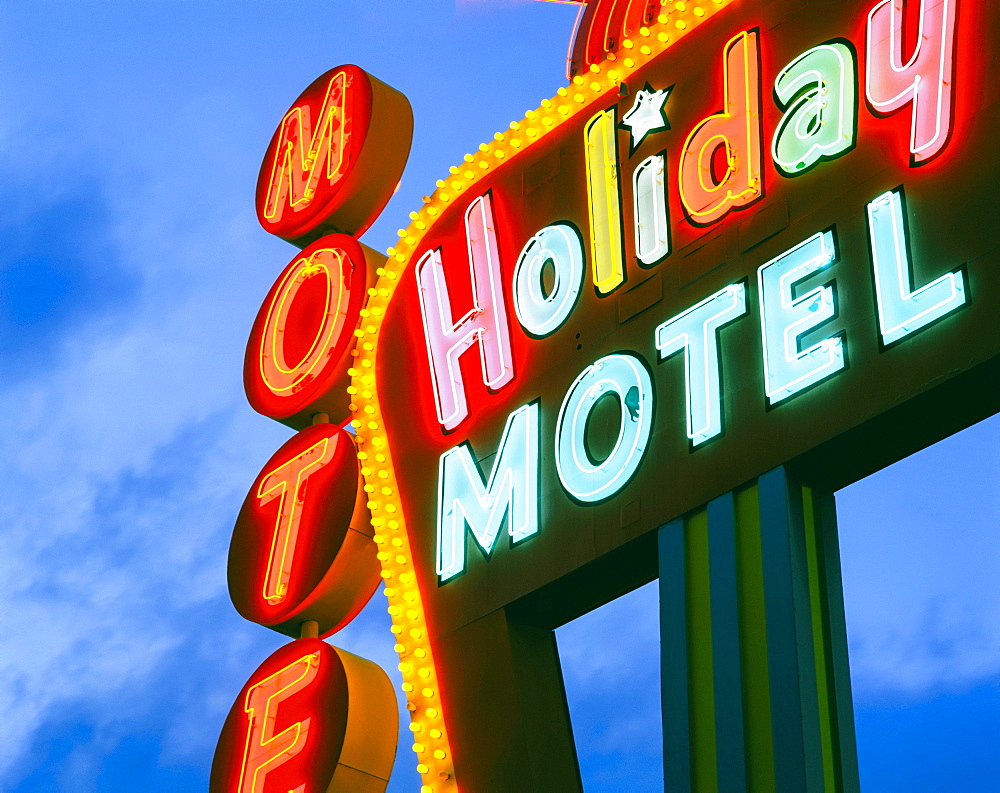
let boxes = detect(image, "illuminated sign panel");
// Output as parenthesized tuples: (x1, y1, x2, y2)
(218, 0, 1000, 790)
(374, 0, 994, 625)
(217, 60, 413, 793)
(348, 0, 1000, 787)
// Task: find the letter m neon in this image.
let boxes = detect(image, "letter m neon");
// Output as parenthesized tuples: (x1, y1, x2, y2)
(436, 403, 539, 582)
(263, 70, 347, 221)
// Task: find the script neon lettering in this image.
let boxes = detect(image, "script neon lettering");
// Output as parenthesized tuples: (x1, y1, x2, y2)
(772, 42, 857, 176)
(238, 653, 320, 793)
(678, 29, 763, 225)
(257, 437, 336, 604)
(416, 193, 514, 431)
(512, 223, 586, 337)
(866, 0, 958, 164)
(264, 70, 347, 220)
(633, 153, 671, 265)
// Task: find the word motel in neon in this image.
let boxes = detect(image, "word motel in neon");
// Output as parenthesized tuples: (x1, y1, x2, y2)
(431, 185, 968, 581)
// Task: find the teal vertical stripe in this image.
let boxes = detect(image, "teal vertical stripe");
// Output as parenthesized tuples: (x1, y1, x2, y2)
(707, 493, 747, 791)
(659, 518, 692, 792)
(758, 468, 808, 790)
(759, 468, 827, 790)
(787, 481, 824, 792)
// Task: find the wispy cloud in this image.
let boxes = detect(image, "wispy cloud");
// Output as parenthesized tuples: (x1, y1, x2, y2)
(839, 414, 1000, 699)
(0, 73, 350, 786)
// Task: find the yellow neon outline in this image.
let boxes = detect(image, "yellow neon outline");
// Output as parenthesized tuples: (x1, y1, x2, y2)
(264, 70, 348, 222)
(257, 436, 335, 604)
(347, 2, 740, 789)
(678, 28, 763, 223)
(258, 249, 348, 395)
(585, 108, 626, 294)
(238, 652, 320, 793)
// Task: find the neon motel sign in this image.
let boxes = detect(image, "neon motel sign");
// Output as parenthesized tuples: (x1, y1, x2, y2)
(212, 1, 1000, 790)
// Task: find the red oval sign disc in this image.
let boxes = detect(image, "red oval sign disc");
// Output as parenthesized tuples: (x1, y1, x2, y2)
(210, 638, 397, 793)
(228, 424, 380, 638)
(244, 234, 377, 429)
(255, 64, 413, 245)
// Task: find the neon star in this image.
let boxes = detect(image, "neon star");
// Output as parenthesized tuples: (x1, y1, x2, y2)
(620, 83, 673, 154)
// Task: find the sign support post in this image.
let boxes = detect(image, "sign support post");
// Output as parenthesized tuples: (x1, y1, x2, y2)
(659, 468, 860, 792)
(434, 609, 583, 791)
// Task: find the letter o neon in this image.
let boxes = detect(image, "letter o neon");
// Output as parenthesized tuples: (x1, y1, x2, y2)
(244, 234, 373, 429)
(512, 223, 585, 337)
(555, 353, 655, 503)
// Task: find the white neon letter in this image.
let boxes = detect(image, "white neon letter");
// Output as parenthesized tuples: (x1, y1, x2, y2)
(555, 353, 654, 503)
(866, 0, 957, 164)
(772, 42, 857, 176)
(416, 193, 515, 431)
(512, 223, 585, 337)
(633, 153, 671, 265)
(655, 283, 747, 446)
(758, 231, 845, 405)
(867, 188, 966, 346)
(436, 402, 539, 582)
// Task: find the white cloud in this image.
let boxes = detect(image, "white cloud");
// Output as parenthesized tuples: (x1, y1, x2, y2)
(839, 414, 1000, 699)
(0, 84, 305, 785)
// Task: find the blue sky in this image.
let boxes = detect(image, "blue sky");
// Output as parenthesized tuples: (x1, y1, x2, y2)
(0, 1, 996, 790)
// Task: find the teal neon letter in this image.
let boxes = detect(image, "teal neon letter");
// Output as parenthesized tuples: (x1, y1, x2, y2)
(867, 188, 967, 346)
(555, 353, 654, 502)
(772, 42, 857, 176)
(436, 402, 539, 582)
(758, 231, 845, 405)
(655, 283, 747, 446)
